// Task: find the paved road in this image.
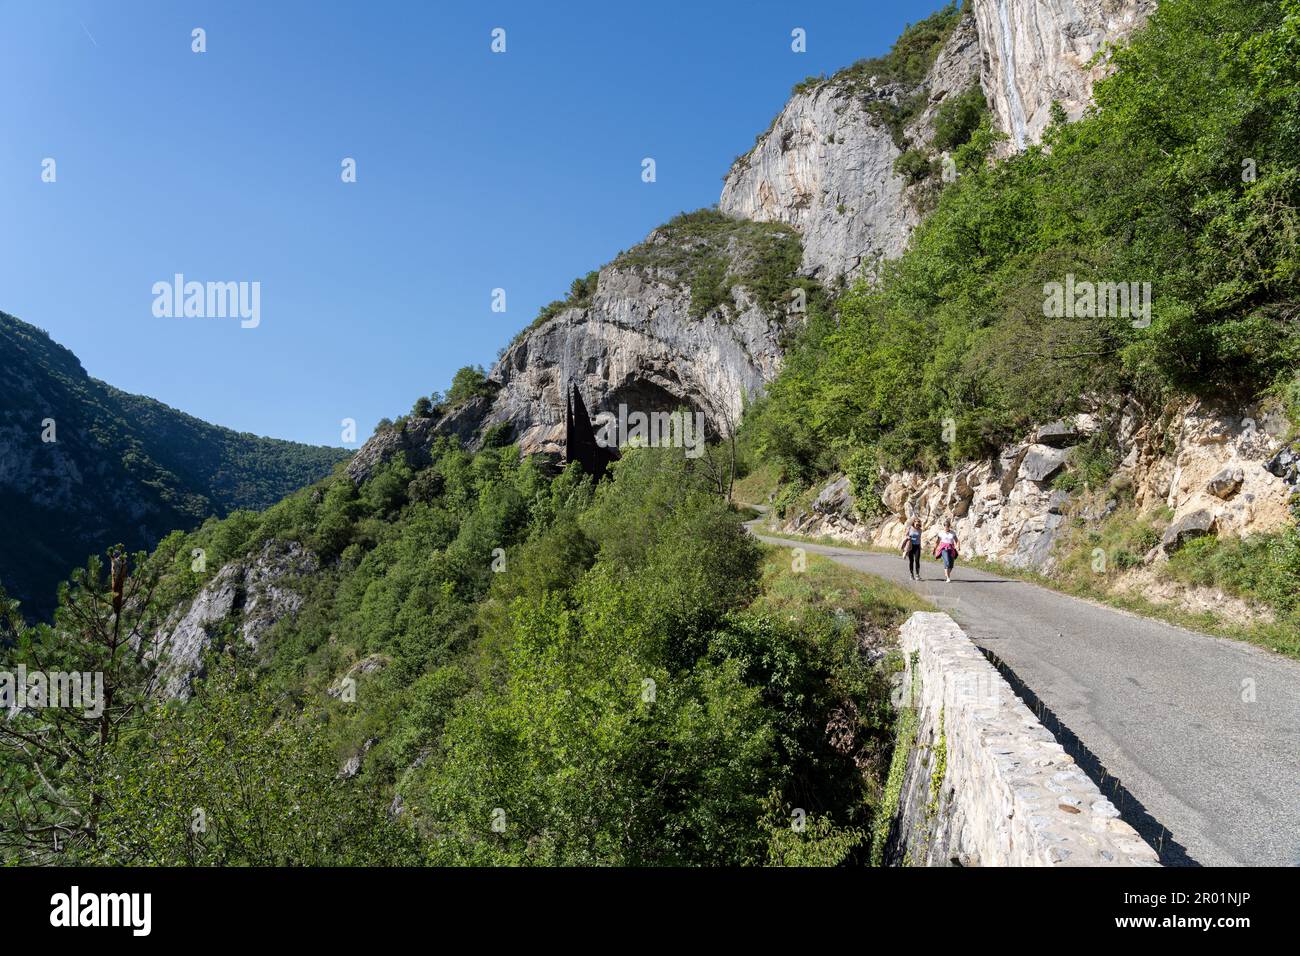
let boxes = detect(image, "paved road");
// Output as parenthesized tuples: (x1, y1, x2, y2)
(752, 527, 1300, 866)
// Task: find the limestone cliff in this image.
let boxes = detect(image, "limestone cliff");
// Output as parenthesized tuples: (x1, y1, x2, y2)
(719, 2, 1155, 283)
(349, 3, 1158, 465)
(350, 213, 803, 465)
(974, 0, 1154, 155)
(719, 12, 980, 282)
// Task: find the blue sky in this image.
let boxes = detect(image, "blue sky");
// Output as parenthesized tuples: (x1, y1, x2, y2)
(0, 0, 946, 447)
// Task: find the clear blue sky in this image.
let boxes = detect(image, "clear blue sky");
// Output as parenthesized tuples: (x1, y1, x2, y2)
(0, 0, 945, 447)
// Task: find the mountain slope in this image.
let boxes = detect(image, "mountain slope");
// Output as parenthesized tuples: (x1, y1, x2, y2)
(0, 310, 350, 618)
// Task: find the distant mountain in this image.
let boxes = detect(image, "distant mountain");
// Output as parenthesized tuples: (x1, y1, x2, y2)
(0, 310, 350, 618)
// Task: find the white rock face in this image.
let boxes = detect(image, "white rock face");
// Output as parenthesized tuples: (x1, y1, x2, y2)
(154, 540, 318, 699)
(475, 236, 793, 457)
(719, 81, 918, 282)
(973, 0, 1154, 155)
(719, 15, 982, 283)
(890, 612, 1159, 866)
(1122, 399, 1294, 546)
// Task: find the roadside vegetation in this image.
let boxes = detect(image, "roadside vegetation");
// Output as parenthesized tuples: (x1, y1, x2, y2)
(737, 0, 1300, 649)
(0, 442, 924, 866)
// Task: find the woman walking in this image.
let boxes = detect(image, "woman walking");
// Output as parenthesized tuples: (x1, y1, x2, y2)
(933, 519, 960, 583)
(900, 517, 923, 581)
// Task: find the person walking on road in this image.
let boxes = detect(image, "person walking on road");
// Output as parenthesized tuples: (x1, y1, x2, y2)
(933, 519, 960, 583)
(900, 517, 923, 581)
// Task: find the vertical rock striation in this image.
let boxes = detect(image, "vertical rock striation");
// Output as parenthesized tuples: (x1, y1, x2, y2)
(973, 0, 1155, 155)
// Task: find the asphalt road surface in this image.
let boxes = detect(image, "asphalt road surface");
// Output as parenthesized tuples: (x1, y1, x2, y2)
(752, 527, 1300, 867)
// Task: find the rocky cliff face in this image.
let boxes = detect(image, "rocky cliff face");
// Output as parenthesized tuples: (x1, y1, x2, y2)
(354, 4, 1157, 464)
(719, 2, 1154, 283)
(719, 14, 980, 282)
(974, 0, 1154, 155)
(349, 215, 802, 465)
(153, 540, 319, 699)
(479, 268, 784, 457)
(718, 81, 916, 282)
(777, 400, 1296, 572)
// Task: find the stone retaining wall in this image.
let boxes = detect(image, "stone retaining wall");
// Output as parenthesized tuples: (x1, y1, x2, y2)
(887, 612, 1159, 866)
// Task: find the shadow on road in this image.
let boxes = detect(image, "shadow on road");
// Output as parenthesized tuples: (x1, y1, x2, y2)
(979, 646, 1200, 868)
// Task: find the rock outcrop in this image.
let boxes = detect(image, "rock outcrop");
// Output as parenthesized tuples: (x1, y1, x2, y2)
(370, 6, 1158, 464)
(481, 268, 782, 455)
(719, 14, 980, 282)
(718, 80, 917, 282)
(346, 396, 493, 485)
(776, 400, 1294, 571)
(974, 0, 1154, 155)
(348, 216, 801, 465)
(154, 540, 318, 699)
(718, 2, 1156, 283)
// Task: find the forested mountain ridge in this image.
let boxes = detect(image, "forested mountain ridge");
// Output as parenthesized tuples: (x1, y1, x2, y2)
(0, 310, 350, 619)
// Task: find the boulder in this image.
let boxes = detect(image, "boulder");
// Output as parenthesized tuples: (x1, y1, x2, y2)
(1205, 466, 1244, 500)
(812, 475, 856, 519)
(882, 475, 913, 517)
(1035, 419, 1082, 448)
(1265, 444, 1299, 488)
(1160, 510, 1217, 554)
(1018, 444, 1070, 483)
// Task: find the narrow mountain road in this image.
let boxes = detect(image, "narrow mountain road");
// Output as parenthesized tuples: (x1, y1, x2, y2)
(750, 523, 1300, 867)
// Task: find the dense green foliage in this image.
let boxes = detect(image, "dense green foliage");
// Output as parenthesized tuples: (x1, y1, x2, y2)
(745, 0, 1300, 482)
(930, 83, 987, 153)
(0, 435, 919, 865)
(0, 312, 350, 619)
